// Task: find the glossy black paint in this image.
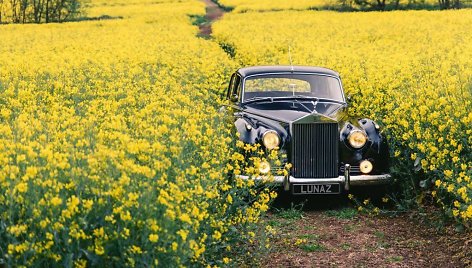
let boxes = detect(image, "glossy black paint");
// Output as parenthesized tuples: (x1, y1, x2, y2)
(226, 66, 390, 177)
(339, 119, 389, 175)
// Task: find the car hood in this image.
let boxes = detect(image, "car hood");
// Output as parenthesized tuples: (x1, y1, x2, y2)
(242, 102, 344, 123)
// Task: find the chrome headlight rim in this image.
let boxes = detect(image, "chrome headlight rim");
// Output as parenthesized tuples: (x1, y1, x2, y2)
(347, 129, 368, 149)
(262, 130, 280, 150)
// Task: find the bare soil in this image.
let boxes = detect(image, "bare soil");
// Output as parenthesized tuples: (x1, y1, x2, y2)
(262, 198, 472, 268)
(199, 0, 224, 36)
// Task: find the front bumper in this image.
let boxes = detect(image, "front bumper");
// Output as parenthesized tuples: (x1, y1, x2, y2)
(236, 173, 391, 192)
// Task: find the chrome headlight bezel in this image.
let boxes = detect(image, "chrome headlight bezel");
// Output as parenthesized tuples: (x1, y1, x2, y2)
(262, 130, 280, 150)
(347, 129, 368, 149)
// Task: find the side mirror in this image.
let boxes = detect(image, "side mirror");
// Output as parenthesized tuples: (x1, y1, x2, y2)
(346, 95, 352, 104)
(230, 94, 239, 103)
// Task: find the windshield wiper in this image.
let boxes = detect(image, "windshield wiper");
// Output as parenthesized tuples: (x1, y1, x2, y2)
(243, 97, 274, 104)
(287, 95, 345, 105)
(283, 95, 319, 101)
(290, 98, 314, 113)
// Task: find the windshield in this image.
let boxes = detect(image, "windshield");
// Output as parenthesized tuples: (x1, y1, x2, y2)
(243, 73, 344, 102)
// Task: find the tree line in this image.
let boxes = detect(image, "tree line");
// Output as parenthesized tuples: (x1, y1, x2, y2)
(0, 0, 84, 24)
(336, 0, 470, 10)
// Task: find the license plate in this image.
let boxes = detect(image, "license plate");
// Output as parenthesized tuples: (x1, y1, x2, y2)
(292, 183, 340, 195)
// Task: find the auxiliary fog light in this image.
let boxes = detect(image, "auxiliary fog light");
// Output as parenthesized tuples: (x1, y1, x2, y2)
(259, 161, 271, 174)
(360, 160, 373, 174)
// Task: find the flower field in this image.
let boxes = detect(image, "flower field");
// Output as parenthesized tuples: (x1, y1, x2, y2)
(0, 0, 278, 266)
(215, 0, 331, 12)
(213, 9, 472, 225)
(215, 0, 439, 12)
(1, 0, 472, 266)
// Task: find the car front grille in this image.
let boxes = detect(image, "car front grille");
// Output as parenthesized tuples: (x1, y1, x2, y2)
(292, 123, 339, 178)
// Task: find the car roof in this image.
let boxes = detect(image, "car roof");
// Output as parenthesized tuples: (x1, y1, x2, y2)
(236, 65, 340, 78)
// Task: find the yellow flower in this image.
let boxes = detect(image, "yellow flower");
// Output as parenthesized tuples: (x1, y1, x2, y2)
(177, 229, 189, 241)
(172, 242, 178, 251)
(179, 213, 192, 224)
(120, 211, 132, 221)
(83, 199, 94, 210)
(149, 234, 159, 243)
(74, 259, 87, 268)
(51, 196, 63, 207)
(130, 245, 143, 254)
(93, 227, 105, 239)
(443, 170, 453, 178)
(15, 182, 28, 193)
(95, 245, 105, 256)
(447, 184, 455, 193)
(213, 230, 222, 240)
(226, 194, 233, 204)
(452, 209, 459, 217)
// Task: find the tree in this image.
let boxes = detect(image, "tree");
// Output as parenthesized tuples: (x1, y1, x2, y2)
(32, 0, 45, 23)
(1, 0, 83, 23)
(438, 0, 462, 8)
(0, 0, 4, 23)
(338, 0, 464, 10)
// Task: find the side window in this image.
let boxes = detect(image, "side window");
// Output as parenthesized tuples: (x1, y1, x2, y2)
(227, 74, 236, 99)
(227, 73, 242, 102)
(233, 75, 241, 99)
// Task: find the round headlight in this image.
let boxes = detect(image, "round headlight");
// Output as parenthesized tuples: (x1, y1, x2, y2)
(262, 130, 280, 150)
(259, 161, 271, 174)
(348, 130, 367, 149)
(360, 160, 373, 174)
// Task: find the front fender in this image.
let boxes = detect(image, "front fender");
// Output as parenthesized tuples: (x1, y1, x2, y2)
(339, 118, 389, 174)
(234, 112, 289, 148)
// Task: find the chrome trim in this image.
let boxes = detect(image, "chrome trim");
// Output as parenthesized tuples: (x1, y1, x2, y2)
(283, 175, 290, 191)
(292, 112, 337, 124)
(241, 72, 346, 104)
(344, 164, 351, 191)
(289, 177, 345, 184)
(347, 129, 368, 149)
(291, 122, 339, 178)
(349, 174, 392, 186)
(236, 174, 391, 188)
(262, 130, 280, 149)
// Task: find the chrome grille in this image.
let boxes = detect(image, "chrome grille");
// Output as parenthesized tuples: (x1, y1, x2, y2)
(340, 165, 360, 174)
(292, 123, 338, 178)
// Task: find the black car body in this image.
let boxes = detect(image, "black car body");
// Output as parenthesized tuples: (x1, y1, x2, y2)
(225, 65, 391, 195)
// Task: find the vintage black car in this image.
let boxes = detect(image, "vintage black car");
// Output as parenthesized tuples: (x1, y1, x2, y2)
(225, 65, 391, 195)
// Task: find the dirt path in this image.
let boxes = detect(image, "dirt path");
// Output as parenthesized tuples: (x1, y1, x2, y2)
(263, 204, 471, 267)
(199, 0, 224, 37)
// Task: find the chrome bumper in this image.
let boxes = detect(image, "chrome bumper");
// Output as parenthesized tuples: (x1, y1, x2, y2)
(236, 173, 391, 191)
